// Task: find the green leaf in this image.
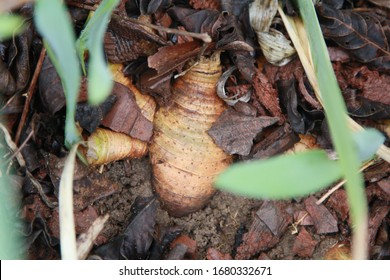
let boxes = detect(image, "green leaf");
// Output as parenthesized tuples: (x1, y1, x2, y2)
(215, 150, 342, 199)
(0, 14, 25, 41)
(353, 128, 385, 162)
(76, 0, 120, 105)
(34, 0, 81, 147)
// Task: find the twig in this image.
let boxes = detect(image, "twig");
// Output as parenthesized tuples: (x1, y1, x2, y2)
(316, 159, 378, 205)
(15, 47, 46, 145)
(66, 1, 212, 43)
(0, 122, 26, 169)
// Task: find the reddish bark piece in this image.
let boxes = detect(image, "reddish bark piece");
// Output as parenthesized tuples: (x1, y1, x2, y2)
(378, 178, 390, 195)
(101, 82, 153, 142)
(207, 108, 279, 156)
(326, 189, 350, 221)
(368, 201, 390, 246)
(189, 0, 221, 10)
(258, 252, 271, 260)
(206, 248, 233, 260)
(304, 196, 338, 234)
(256, 201, 292, 237)
(235, 218, 279, 260)
(292, 227, 318, 258)
(252, 69, 285, 123)
(235, 202, 291, 260)
(293, 210, 314, 226)
(170, 235, 198, 260)
(345, 66, 390, 105)
(47, 206, 99, 239)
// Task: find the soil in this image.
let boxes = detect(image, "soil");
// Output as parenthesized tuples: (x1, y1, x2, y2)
(92, 156, 350, 260)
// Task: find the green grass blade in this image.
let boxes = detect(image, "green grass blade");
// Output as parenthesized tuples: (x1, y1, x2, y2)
(353, 129, 385, 162)
(215, 150, 342, 199)
(0, 14, 25, 41)
(34, 0, 81, 147)
(292, 0, 368, 259)
(76, 0, 120, 105)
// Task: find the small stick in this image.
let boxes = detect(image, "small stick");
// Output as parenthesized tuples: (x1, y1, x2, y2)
(15, 47, 46, 145)
(66, 1, 212, 43)
(316, 159, 378, 205)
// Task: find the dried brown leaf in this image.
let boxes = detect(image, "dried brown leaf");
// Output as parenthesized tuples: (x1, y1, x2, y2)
(104, 15, 167, 63)
(208, 107, 279, 156)
(101, 82, 153, 142)
(317, 3, 390, 72)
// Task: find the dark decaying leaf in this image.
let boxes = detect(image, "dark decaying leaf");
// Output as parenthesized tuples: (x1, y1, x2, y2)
(235, 201, 291, 259)
(292, 227, 318, 258)
(104, 14, 168, 63)
(93, 196, 158, 260)
(207, 107, 279, 156)
(368, 0, 390, 8)
(149, 226, 182, 260)
(120, 196, 158, 259)
(249, 123, 299, 159)
(221, 0, 253, 17)
(5, 18, 34, 94)
(304, 196, 338, 234)
(316, 3, 390, 72)
(101, 82, 153, 142)
(0, 59, 16, 96)
(76, 95, 117, 134)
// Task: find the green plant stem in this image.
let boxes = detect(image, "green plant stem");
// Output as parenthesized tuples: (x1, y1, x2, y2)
(292, 0, 368, 259)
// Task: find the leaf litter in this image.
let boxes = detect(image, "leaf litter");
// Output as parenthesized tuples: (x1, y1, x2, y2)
(1, 0, 389, 260)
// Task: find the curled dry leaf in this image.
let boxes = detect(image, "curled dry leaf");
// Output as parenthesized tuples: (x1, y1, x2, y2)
(249, 0, 295, 66)
(216, 66, 251, 106)
(85, 128, 148, 166)
(208, 107, 279, 156)
(149, 53, 233, 217)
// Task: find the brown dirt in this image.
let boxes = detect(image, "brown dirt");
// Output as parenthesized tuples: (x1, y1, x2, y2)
(92, 156, 351, 260)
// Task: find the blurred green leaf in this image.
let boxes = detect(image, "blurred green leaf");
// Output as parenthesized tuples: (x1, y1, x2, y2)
(353, 128, 385, 162)
(0, 14, 25, 41)
(215, 150, 342, 199)
(76, 0, 120, 105)
(34, 0, 81, 147)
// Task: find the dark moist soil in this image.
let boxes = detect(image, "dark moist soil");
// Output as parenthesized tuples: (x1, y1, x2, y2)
(93, 156, 347, 260)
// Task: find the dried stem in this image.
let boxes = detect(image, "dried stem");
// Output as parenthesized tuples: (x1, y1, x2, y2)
(67, 1, 212, 43)
(15, 47, 46, 145)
